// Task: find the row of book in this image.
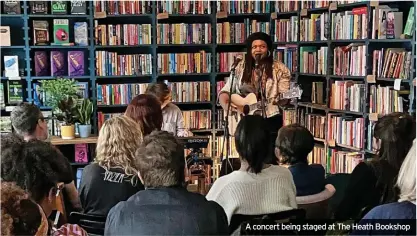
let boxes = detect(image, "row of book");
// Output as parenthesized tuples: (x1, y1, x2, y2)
(169, 82, 211, 103)
(371, 6, 415, 39)
(183, 110, 212, 130)
(372, 48, 412, 79)
(300, 13, 329, 41)
(0, 81, 23, 106)
(333, 44, 366, 76)
(215, 136, 239, 158)
(156, 24, 212, 44)
(2, 1, 87, 15)
(312, 82, 325, 105)
(301, 0, 330, 9)
(157, 52, 212, 74)
(158, 1, 211, 14)
(33, 20, 88, 46)
(95, 52, 152, 76)
(93, 0, 152, 15)
(216, 21, 270, 44)
(309, 147, 364, 174)
(300, 113, 326, 139)
(216, 0, 273, 14)
(275, 1, 299, 13)
(331, 7, 368, 40)
(216, 52, 245, 72)
(273, 17, 298, 43)
(300, 46, 328, 75)
(97, 83, 148, 106)
(307, 146, 326, 168)
(274, 46, 298, 73)
(94, 23, 152, 46)
(369, 85, 405, 115)
(34, 51, 85, 77)
(330, 81, 366, 112)
(327, 114, 365, 149)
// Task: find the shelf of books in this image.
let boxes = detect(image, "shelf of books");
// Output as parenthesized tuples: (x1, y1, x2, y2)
(1, 0, 415, 180)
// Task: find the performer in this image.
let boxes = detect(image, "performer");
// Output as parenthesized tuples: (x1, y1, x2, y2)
(218, 32, 291, 167)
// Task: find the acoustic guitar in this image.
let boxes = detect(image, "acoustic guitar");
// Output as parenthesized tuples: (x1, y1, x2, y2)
(224, 85, 303, 135)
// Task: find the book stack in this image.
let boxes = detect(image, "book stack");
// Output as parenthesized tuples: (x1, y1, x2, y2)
(94, 23, 152, 45)
(274, 46, 298, 73)
(369, 85, 404, 115)
(158, 52, 211, 74)
(183, 110, 211, 130)
(273, 17, 298, 42)
(327, 150, 363, 174)
(282, 109, 297, 126)
(97, 112, 123, 130)
(217, 52, 245, 72)
(300, 46, 328, 74)
(217, 20, 270, 44)
(300, 13, 329, 41)
(333, 44, 366, 76)
(300, 113, 326, 139)
(157, 24, 211, 44)
(274, 1, 299, 12)
(217, 0, 272, 13)
(372, 48, 412, 79)
(169, 82, 211, 103)
(96, 83, 149, 105)
(94, 1, 152, 14)
(311, 82, 324, 104)
(96, 52, 152, 76)
(157, 1, 211, 14)
(330, 81, 365, 112)
(327, 114, 365, 149)
(308, 146, 326, 167)
(331, 7, 368, 40)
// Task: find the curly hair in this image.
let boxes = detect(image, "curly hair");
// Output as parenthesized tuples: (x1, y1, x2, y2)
(124, 94, 163, 135)
(10, 102, 43, 136)
(1, 182, 42, 236)
(95, 116, 143, 186)
(0, 134, 70, 203)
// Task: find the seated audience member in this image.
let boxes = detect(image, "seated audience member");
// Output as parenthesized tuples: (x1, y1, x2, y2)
(275, 124, 325, 196)
(0, 140, 87, 235)
(145, 82, 190, 137)
(79, 116, 144, 216)
(124, 94, 163, 136)
(10, 103, 81, 212)
(352, 140, 416, 235)
(105, 131, 228, 235)
(206, 116, 297, 224)
(335, 113, 416, 220)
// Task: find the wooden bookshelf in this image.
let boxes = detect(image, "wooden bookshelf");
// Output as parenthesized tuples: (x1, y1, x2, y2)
(50, 136, 98, 145)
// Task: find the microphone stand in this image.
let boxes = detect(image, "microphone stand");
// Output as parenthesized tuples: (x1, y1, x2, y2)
(256, 63, 266, 118)
(220, 66, 237, 175)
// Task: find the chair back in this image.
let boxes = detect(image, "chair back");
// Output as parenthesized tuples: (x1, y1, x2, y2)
(69, 212, 106, 236)
(230, 208, 306, 235)
(296, 184, 336, 219)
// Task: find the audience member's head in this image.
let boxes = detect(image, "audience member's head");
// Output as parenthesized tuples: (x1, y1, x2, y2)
(124, 94, 163, 135)
(396, 139, 416, 203)
(96, 116, 143, 185)
(373, 112, 415, 171)
(135, 131, 184, 188)
(1, 182, 47, 236)
(1, 136, 67, 217)
(10, 103, 48, 141)
(145, 82, 171, 109)
(234, 116, 272, 174)
(275, 124, 315, 165)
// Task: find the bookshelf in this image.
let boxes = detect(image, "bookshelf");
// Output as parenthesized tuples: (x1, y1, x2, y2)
(1, 1, 415, 176)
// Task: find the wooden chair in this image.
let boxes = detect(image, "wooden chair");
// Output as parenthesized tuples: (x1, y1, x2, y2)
(296, 184, 336, 219)
(69, 212, 106, 236)
(230, 208, 306, 235)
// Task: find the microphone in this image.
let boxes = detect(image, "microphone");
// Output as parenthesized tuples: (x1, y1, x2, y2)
(230, 55, 242, 71)
(254, 54, 262, 67)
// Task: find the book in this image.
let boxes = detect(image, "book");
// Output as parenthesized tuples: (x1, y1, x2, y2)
(169, 82, 211, 102)
(7, 80, 23, 104)
(33, 20, 49, 45)
(158, 53, 211, 74)
(308, 146, 326, 169)
(76, 82, 88, 99)
(53, 19, 69, 44)
(386, 12, 403, 39)
(50, 51, 67, 76)
(94, 0, 152, 15)
(403, 7, 415, 37)
(3, 56, 19, 77)
(97, 112, 123, 130)
(330, 80, 365, 112)
(274, 45, 298, 73)
(0, 26, 11, 46)
(301, 13, 329, 41)
(216, 20, 271, 44)
(68, 51, 85, 76)
(51, 0, 67, 14)
(30, 1, 49, 14)
(182, 110, 211, 130)
(0, 83, 4, 108)
(94, 23, 151, 45)
(300, 46, 328, 74)
(34, 51, 50, 76)
(96, 52, 152, 76)
(216, 0, 270, 13)
(327, 150, 363, 174)
(327, 114, 364, 149)
(70, 0, 87, 14)
(0, 116, 12, 133)
(157, 23, 211, 44)
(75, 144, 88, 163)
(96, 83, 149, 105)
(273, 17, 299, 42)
(333, 44, 366, 76)
(76, 168, 84, 190)
(157, 1, 211, 14)
(3, 1, 21, 14)
(33, 82, 47, 106)
(74, 22, 88, 46)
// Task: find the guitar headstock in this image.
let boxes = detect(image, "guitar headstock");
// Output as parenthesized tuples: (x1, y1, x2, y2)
(282, 84, 303, 100)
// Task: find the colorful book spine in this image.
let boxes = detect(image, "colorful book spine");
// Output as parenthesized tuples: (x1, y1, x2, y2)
(51, 51, 66, 76)
(94, 0, 152, 15)
(157, 53, 211, 74)
(157, 0, 211, 14)
(330, 81, 365, 112)
(95, 23, 152, 45)
(273, 17, 298, 42)
(96, 52, 152, 76)
(96, 83, 149, 105)
(34, 51, 49, 76)
(169, 82, 211, 102)
(157, 24, 211, 44)
(68, 51, 85, 76)
(327, 114, 364, 149)
(183, 110, 211, 130)
(217, 52, 245, 72)
(299, 46, 328, 74)
(274, 45, 298, 73)
(368, 85, 404, 115)
(300, 12, 329, 41)
(216, 0, 271, 13)
(333, 44, 366, 76)
(327, 149, 363, 174)
(217, 20, 270, 44)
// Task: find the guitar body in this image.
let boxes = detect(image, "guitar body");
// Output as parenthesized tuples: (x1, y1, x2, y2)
(230, 93, 279, 117)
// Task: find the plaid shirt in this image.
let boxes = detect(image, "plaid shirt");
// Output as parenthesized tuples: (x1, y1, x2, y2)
(220, 59, 291, 103)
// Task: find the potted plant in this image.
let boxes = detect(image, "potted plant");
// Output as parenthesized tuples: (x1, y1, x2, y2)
(56, 96, 78, 139)
(76, 99, 93, 138)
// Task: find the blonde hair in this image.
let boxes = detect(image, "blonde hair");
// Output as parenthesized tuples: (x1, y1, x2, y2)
(396, 139, 416, 202)
(95, 116, 143, 186)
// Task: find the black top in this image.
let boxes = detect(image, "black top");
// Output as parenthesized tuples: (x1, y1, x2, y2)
(288, 163, 326, 196)
(105, 186, 229, 235)
(79, 163, 144, 216)
(335, 161, 398, 220)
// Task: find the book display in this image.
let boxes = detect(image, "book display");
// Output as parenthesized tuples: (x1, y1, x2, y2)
(0, 1, 415, 180)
